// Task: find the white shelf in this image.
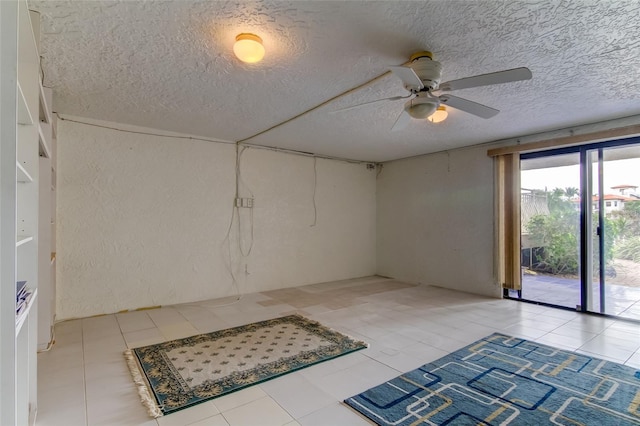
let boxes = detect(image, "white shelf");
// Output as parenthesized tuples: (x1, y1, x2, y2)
(39, 83, 52, 124)
(38, 80, 57, 359)
(38, 124, 52, 159)
(38, 84, 54, 159)
(17, 83, 34, 125)
(15, 289, 37, 335)
(3, 1, 42, 424)
(17, 0, 39, 129)
(17, 161, 34, 183)
(17, 235, 33, 247)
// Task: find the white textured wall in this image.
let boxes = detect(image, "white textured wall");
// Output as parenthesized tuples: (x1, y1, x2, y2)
(376, 146, 501, 298)
(238, 148, 376, 293)
(57, 120, 376, 319)
(375, 116, 640, 298)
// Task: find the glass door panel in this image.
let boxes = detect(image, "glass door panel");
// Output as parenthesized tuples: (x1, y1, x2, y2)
(588, 145, 640, 320)
(585, 149, 602, 313)
(520, 153, 581, 309)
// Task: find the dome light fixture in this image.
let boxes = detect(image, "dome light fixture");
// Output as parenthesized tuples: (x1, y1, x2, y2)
(428, 106, 448, 123)
(407, 102, 437, 119)
(233, 33, 265, 63)
(404, 94, 439, 120)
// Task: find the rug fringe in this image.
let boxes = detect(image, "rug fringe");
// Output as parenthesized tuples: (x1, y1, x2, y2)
(124, 349, 164, 418)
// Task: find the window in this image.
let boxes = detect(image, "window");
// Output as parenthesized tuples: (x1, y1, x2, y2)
(493, 136, 640, 321)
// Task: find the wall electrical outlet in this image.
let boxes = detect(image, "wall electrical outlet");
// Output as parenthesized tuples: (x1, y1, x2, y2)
(235, 197, 254, 208)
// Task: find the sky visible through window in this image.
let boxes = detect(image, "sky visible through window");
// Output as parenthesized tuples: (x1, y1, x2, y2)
(521, 158, 640, 194)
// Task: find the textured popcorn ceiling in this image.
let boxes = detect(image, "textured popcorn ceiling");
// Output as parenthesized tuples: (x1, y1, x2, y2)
(32, 1, 640, 162)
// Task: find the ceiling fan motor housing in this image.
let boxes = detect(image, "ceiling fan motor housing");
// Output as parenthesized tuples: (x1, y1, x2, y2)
(409, 53, 442, 91)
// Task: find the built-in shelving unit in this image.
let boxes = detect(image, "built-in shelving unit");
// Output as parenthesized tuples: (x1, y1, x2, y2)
(1, 1, 48, 424)
(38, 84, 57, 352)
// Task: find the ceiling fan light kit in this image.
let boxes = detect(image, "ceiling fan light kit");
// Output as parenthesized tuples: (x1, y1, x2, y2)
(233, 33, 265, 63)
(405, 93, 439, 119)
(428, 106, 448, 123)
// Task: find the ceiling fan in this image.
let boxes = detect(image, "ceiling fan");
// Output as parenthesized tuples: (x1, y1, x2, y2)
(336, 51, 532, 130)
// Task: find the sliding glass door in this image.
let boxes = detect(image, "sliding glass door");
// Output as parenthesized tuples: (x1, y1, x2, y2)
(520, 153, 581, 309)
(586, 145, 640, 318)
(518, 138, 640, 320)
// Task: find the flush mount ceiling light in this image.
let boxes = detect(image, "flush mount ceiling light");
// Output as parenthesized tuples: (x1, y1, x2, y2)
(428, 106, 448, 123)
(233, 33, 265, 63)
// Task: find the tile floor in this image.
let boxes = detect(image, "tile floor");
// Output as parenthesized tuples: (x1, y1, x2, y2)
(36, 276, 640, 426)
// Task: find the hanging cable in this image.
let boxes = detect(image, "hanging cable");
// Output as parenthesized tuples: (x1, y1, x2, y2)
(237, 142, 371, 164)
(40, 56, 46, 86)
(235, 144, 240, 197)
(237, 146, 255, 199)
(220, 199, 242, 304)
(310, 156, 317, 227)
(236, 70, 396, 144)
(56, 114, 235, 145)
(213, 144, 244, 306)
(237, 146, 254, 257)
(36, 325, 56, 352)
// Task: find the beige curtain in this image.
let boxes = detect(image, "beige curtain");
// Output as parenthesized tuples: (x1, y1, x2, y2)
(495, 153, 521, 290)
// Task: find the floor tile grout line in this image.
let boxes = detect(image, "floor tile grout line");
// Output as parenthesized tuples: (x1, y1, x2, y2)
(38, 278, 640, 426)
(143, 310, 165, 331)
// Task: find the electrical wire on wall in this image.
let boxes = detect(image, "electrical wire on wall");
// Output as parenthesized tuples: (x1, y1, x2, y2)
(213, 144, 256, 307)
(36, 325, 56, 353)
(53, 113, 379, 312)
(181, 172, 244, 310)
(54, 115, 246, 311)
(237, 146, 254, 257)
(220, 199, 242, 305)
(54, 116, 255, 308)
(215, 144, 249, 307)
(310, 156, 317, 227)
(55, 114, 236, 146)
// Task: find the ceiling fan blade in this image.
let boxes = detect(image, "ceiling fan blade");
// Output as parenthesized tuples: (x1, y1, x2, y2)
(331, 95, 410, 113)
(391, 110, 411, 132)
(439, 67, 532, 91)
(439, 94, 499, 119)
(389, 66, 424, 90)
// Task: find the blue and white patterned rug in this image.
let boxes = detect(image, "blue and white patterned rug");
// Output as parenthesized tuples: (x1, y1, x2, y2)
(345, 332, 640, 425)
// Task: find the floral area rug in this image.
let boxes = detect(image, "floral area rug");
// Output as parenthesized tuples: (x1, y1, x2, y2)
(125, 314, 367, 417)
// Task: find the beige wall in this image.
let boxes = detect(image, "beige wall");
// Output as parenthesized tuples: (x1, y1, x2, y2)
(375, 116, 640, 297)
(376, 145, 501, 298)
(56, 119, 376, 319)
(57, 115, 640, 318)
